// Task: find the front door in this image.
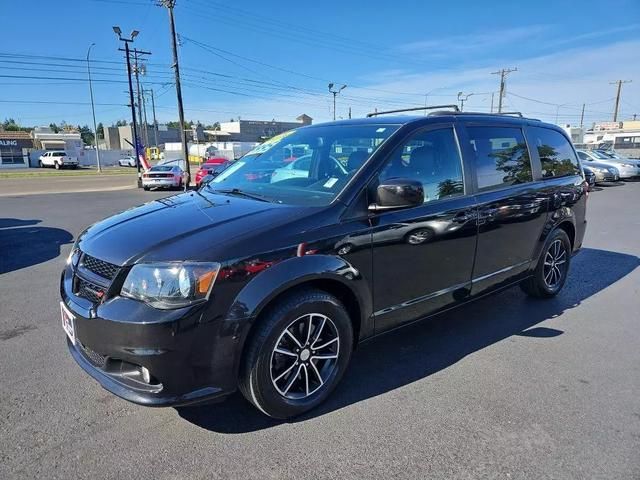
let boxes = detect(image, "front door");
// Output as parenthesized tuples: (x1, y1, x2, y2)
(370, 125, 478, 333)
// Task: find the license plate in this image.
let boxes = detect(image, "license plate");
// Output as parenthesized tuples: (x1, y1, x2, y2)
(60, 301, 76, 345)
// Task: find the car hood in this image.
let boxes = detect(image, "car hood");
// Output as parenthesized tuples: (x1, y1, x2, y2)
(78, 190, 306, 266)
(584, 161, 617, 170)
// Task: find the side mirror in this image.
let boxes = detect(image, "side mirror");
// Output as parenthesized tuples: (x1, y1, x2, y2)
(199, 174, 214, 189)
(369, 178, 424, 212)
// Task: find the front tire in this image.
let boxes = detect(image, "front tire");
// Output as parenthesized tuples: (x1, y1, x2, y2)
(54, 162, 61, 170)
(239, 289, 353, 419)
(521, 228, 571, 298)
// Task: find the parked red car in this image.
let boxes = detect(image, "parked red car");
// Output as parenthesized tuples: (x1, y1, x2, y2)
(195, 157, 230, 186)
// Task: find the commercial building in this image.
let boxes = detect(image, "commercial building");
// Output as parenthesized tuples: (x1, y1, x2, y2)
(103, 124, 182, 151)
(582, 119, 640, 157)
(217, 114, 312, 142)
(0, 131, 33, 169)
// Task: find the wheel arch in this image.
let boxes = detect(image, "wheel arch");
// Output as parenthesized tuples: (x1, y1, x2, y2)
(226, 255, 372, 381)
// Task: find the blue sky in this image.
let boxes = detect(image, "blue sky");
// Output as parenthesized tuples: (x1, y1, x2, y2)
(1, 0, 639, 128)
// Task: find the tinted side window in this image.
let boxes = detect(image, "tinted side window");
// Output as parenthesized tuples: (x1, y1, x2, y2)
(530, 127, 581, 178)
(379, 128, 464, 202)
(467, 126, 532, 191)
(577, 151, 589, 161)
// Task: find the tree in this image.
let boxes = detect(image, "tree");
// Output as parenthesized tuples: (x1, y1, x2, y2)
(78, 125, 95, 146)
(49, 123, 60, 133)
(96, 122, 104, 139)
(2, 118, 21, 131)
(114, 119, 128, 127)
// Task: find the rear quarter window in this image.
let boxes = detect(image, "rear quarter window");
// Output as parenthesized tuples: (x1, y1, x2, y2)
(529, 127, 581, 178)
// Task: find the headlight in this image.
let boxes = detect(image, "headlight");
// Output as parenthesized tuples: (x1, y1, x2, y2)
(121, 262, 220, 309)
(620, 163, 632, 167)
(593, 167, 606, 173)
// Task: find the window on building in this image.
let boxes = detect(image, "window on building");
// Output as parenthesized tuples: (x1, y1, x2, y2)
(378, 127, 464, 203)
(529, 127, 581, 178)
(467, 126, 532, 190)
(1, 147, 26, 165)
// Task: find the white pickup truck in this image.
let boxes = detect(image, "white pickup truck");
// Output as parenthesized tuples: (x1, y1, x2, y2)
(39, 151, 79, 169)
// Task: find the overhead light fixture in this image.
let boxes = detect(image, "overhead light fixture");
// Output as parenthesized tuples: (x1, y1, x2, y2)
(112, 26, 122, 36)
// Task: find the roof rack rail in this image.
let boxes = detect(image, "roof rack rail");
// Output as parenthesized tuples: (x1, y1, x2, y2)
(425, 110, 540, 120)
(366, 105, 459, 118)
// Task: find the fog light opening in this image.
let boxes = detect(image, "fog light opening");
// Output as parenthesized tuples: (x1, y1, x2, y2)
(141, 366, 151, 384)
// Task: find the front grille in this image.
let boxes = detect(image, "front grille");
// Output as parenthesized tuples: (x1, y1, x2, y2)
(75, 276, 106, 304)
(79, 342, 107, 368)
(81, 254, 119, 281)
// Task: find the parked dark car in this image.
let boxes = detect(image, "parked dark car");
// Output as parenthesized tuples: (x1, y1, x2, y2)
(60, 109, 588, 418)
(582, 166, 596, 188)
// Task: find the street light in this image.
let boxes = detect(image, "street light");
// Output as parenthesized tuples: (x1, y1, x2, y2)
(555, 103, 568, 124)
(86, 43, 102, 173)
(457, 91, 474, 111)
(329, 83, 347, 121)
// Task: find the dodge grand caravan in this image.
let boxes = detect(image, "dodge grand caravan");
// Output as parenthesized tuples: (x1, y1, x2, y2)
(60, 107, 587, 419)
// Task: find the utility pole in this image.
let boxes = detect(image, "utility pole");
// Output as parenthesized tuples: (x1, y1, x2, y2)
(490, 92, 495, 113)
(491, 67, 517, 113)
(160, 0, 191, 189)
(580, 103, 585, 129)
(348, 106, 352, 119)
(113, 27, 143, 188)
(86, 43, 102, 172)
(132, 50, 151, 152)
(147, 88, 159, 148)
(610, 79, 632, 122)
(141, 87, 150, 148)
(328, 83, 346, 121)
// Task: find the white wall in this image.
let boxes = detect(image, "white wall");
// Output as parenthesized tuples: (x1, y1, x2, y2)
(29, 149, 133, 167)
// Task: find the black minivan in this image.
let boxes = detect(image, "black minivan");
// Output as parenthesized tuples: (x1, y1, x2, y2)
(60, 108, 587, 418)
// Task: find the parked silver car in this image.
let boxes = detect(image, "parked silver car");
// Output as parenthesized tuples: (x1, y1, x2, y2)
(142, 164, 185, 190)
(577, 149, 639, 179)
(582, 162, 619, 183)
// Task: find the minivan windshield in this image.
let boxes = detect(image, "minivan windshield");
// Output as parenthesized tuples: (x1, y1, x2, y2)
(209, 124, 399, 206)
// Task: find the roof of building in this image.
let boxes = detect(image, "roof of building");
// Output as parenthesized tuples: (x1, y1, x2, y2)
(0, 130, 32, 139)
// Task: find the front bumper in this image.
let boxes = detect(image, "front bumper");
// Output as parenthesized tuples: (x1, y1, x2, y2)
(61, 264, 240, 407)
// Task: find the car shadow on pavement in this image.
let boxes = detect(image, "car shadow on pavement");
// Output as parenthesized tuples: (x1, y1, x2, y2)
(177, 247, 639, 433)
(0, 218, 73, 274)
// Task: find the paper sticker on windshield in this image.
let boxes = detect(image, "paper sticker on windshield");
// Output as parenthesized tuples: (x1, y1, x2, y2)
(376, 128, 387, 133)
(323, 177, 339, 188)
(245, 130, 296, 157)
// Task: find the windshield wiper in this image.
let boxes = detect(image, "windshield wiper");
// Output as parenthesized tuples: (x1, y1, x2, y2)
(209, 187, 274, 203)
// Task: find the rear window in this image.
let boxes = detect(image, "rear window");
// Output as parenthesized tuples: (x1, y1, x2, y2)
(467, 126, 532, 191)
(53, 152, 66, 157)
(151, 166, 174, 172)
(529, 127, 581, 178)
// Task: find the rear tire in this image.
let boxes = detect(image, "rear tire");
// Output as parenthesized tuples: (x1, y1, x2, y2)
(39, 160, 44, 168)
(520, 228, 571, 298)
(143, 186, 150, 191)
(239, 288, 353, 419)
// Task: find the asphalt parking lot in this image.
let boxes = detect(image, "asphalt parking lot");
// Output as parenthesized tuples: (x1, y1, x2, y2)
(1, 181, 639, 479)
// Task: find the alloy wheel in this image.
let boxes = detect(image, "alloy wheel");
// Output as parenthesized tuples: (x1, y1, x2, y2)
(270, 313, 340, 400)
(543, 239, 567, 289)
